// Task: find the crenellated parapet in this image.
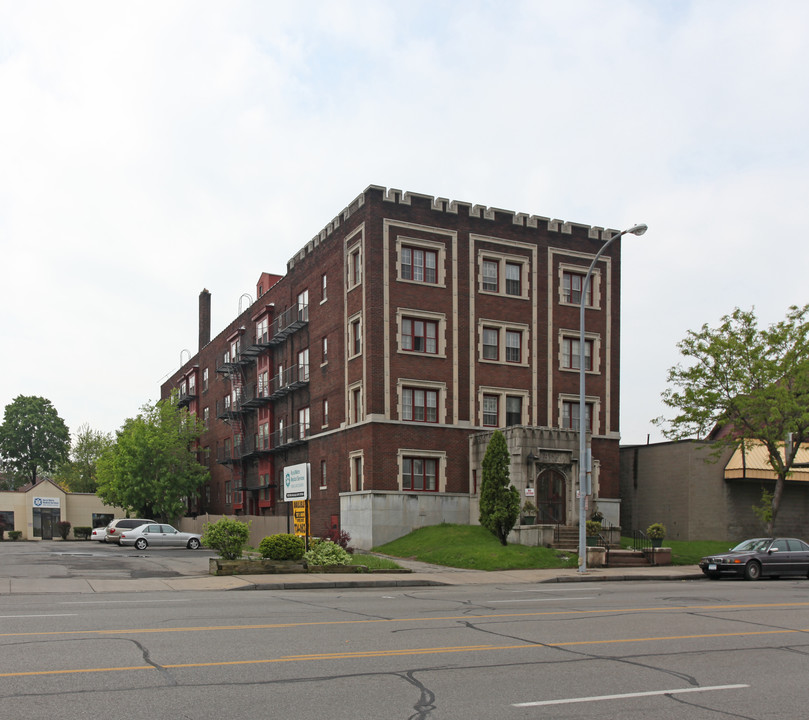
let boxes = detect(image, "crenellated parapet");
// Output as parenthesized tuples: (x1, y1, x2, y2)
(287, 184, 618, 270)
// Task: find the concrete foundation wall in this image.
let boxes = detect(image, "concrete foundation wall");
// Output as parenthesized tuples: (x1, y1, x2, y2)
(340, 491, 471, 550)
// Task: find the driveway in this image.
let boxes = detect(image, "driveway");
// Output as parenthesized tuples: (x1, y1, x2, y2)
(0, 540, 214, 580)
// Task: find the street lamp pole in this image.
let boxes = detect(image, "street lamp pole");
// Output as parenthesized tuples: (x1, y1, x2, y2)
(578, 223, 647, 573)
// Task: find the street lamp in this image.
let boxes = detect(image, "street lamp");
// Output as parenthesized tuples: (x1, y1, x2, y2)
(578, 223, 647, 573)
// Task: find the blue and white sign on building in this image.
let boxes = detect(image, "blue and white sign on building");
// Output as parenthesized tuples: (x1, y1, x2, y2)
(283, 463, 310, 501)
(33, 497, 61, 508)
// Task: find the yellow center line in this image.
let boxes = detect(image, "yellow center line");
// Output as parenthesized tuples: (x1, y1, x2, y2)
(1, 627, 807, 678)
(1, 601, 808, 639)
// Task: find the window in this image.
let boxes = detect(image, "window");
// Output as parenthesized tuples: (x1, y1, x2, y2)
(505, 396, 522, 426)
(230, 338, 240, 361)
(350, 385, 362, 424)
(203, 407, 209, 428)
(188, 375, 195, 394)
(258, 423, 269, 451)
(322, 398, 329, 427)
(351, 454, 363, 491)
(562, 336, 593, 371)
(298, 407, 310, 439)
(258, 370, 269, 397)
(320, 459, 327, 488)
(322, 336, 328, 364)
(348, 244, 362, 287)
(562, 270, 592, 306)
(256, 316, 269, 344)
(562, 400, 592, 430)
(482, 260, 498, 292)
(401, 246, 437, 284)
(401, 318, 437, 354)
(402, 388, 438, 422)
(483, 395, 498, 426)
(479, 321, 529, 365)
(505, 262, 521, 296)
(482, 327, 498, 360)
(202, 367, 209, 391)
(349, 317, 362, 357)
(479, 387, 528, 427)
(225, 480, 232, 505)
(298, 348, 309, 382)
(297, 290, 309, 322)
(321, 273, 327, 302)
(402, 457, 437, 491)
(505, 330, 522, 363)
(480, 254, 527, 297)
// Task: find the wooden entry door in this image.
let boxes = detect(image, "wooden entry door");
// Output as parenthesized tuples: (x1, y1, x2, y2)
(536, 470, 566, 524)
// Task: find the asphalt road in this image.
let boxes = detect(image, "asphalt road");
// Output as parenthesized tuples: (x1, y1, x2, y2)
(2, 575, 809, 718)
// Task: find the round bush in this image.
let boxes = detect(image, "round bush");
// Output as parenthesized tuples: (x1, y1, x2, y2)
(259, 533, 305, 561)
(303, 539, 352, 567)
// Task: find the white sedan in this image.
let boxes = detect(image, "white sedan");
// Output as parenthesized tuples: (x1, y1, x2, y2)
(91, 526, 108, 542)
(119, 523, 202, 550)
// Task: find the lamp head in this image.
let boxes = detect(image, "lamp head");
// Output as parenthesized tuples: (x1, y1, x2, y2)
(627, 223, 648, 236)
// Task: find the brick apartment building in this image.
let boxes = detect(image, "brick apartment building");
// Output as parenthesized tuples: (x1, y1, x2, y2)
(161, 185, 624, 548)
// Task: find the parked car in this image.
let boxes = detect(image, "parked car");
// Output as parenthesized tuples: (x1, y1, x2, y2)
(119, 523, 202, 550)
(699, 537, 809, 580)
(105, 518, 155, 545)
(91, 526, 108, 542)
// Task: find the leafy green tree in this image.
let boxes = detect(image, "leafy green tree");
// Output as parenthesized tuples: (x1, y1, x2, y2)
(656, 305, 809, 534)
(478, 430, 520, 545)
(55, 424, 114, 493)
(96, 396, 208, 521)
(0, 396, 70, 488)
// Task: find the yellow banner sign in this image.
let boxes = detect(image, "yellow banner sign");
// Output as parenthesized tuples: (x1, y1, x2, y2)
(293, 500, 309, 537)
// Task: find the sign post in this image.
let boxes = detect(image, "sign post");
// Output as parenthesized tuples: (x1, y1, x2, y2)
(284, 463, 311, 548)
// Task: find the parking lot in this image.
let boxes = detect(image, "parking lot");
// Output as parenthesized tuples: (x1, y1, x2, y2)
(0, 539, 215, 580)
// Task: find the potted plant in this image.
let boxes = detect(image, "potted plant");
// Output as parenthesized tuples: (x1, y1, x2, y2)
(646, 523, 666, 547)
(585, 520, 602, 544)
(521, 499, 537, 525)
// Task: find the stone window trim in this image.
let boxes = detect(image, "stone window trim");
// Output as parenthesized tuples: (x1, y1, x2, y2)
(396, 378, 447, 425)
(477, 249, 530, 299)
(395, 308, 448, 358)
(558, 393, 601, 435)
(559, 262, 602, 310)
(477, 386, 530, 428)
(348, 381, 363, 425)
(349, 449, 364, 492)
(558, 328, 602, 374)
(347, 242, 362, 290)
(395, 235, 447, 287)
(476, 318, 530, 366)
(347, 312, 362, 359)
(396, 448, 447, 492)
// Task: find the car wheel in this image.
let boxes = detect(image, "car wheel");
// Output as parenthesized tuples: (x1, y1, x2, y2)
(187, 538, 201, 550)
(744, 561, 762, 581)
(134, 538, 148, 550)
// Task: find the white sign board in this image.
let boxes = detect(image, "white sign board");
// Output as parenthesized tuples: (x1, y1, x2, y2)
(283, 463, 310, 501)
(33, 497, 61, 508)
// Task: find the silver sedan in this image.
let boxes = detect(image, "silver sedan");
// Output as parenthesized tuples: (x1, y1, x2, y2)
(119, 523, 202, 550)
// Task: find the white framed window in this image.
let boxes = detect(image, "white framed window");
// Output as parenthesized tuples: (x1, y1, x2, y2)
(559, 395, 600, 433)
(348, 383, 363, 424)
(321, 273, 327, 303)
(322, 398, 329, 427)
(256, 316, 269, 344)
(560, 264, 601, 308)
(298, 407, 310, 439)
(322, 336, 328, 365)
(348, 314, 362, 358)
(349, 450, 364, 491)
(560, 332, 599, 372)
(298, 348, 309, 382)
(297, 289, 309, 322)
(320, 459, 327, 489)
(202, 367, 209, 391)
(396, 308, 447, 358)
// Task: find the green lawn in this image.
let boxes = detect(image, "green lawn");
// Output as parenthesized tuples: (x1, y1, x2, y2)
(373, 523, 579, 571)
(371, 523, 729, 570)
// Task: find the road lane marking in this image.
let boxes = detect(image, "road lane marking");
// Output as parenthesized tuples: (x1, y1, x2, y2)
(0, 614, 77, 618)
(0, 628, 806, 678)
(0, 601, 807, 638)
(513, 684, 750, 707)
(488, 597, 596, 602)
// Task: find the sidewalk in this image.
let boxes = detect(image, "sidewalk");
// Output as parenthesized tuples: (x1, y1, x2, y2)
(0, 560, 705, 595)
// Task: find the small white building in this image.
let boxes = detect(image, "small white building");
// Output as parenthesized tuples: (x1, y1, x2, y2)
(0, 479, 125, 540)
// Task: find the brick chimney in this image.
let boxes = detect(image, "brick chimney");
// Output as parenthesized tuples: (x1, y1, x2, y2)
(199, 288, 211, 350)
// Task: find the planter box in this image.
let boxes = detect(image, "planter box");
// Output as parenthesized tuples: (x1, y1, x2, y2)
(209, 558, 306, 576)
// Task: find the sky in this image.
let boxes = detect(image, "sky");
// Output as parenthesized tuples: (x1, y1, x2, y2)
(2, 0, 808, 447)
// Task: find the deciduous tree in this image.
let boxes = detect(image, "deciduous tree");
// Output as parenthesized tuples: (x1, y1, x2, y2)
(0, 395, 70, 488)
(478, 430, 520, 545)
(56, 423, 113, 493)
(656, 305, 809, 533)
(97, 396, 208, 521)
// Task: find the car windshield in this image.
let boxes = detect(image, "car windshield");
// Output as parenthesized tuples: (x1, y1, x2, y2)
(730, 538, 771, 552)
